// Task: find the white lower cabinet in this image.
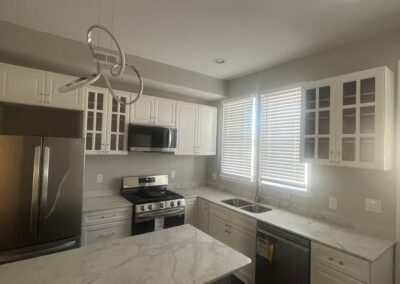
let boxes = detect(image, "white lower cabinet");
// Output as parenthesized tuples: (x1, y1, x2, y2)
(81, 206, 132, 247)
(208, 203, 256, 284)
(311, 261, 364, 284)
(185, 197, 198, 227)
(197, 198, 209, 233)
(311, 242, 393, 284)
(82, 220, 131, 246)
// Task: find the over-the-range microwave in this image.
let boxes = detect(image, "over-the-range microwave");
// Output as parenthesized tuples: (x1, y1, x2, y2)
(128, 124, 177, 153)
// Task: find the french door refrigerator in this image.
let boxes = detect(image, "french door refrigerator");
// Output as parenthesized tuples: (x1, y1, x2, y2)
(0, 135, 84, 264)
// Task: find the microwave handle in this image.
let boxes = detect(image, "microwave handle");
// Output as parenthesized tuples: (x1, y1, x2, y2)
(168, 128, 172, 148)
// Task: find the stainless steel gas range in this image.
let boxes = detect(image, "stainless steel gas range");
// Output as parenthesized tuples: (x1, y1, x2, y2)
(120, 175, 186, 235)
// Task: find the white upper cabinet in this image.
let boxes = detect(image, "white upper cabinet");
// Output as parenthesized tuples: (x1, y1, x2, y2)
(176, 102, 198, 155)
(154, 97, 176, 127)
(130, 95, 154, 125)
(85, 87, 109, 155)
(0, 63, 45, 106)
(44, 72, 84, 110)
(85, 87, 130, 155)
(176, 102, 217, 156)
(301, 66, 394, 170)
(197, 106, 217, 155)
(0, 63, 84, 110)
(131, 95, 176, 127)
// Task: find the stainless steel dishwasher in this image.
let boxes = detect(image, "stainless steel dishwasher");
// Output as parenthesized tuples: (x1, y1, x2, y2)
(256, 222, 310, 284)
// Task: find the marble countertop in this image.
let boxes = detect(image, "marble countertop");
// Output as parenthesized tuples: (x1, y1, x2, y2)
(175, 186, 395, 262)
(0, 225, 251, 284)
(82, 195, 132, 212)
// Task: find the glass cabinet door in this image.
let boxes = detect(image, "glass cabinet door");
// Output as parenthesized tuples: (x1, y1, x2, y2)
(85, 88, 108, 154)
(106, 91, 130, 154)
(339, 76, 376, 166)
(303, 84, 333, 164)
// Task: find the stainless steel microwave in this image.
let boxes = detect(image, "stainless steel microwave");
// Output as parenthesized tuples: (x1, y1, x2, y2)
(128, 124, 177, 152)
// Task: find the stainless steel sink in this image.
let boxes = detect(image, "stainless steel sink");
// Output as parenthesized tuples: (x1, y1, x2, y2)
(241, 204, 272, 213)
(222, 198, 252, 208)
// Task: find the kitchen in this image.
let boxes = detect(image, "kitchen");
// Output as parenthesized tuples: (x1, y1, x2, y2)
(0, 0, 400, 283)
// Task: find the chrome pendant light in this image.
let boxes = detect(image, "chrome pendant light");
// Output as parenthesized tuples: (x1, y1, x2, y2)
(59, 25, 143, 105)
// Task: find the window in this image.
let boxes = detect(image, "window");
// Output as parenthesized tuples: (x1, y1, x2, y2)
(259, 87, 307, 191)
(221, 97, 256, 182)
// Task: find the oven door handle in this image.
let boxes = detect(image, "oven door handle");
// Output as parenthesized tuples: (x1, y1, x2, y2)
(137, 208, 185, 219)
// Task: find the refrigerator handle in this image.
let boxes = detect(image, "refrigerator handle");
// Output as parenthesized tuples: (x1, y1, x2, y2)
(40, 146, 50, 229)
(30, 146, 41, 234)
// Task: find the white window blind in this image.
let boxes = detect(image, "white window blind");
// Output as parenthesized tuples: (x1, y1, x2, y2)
(259, 87, 306, 190)
(221, 97, 255, 181)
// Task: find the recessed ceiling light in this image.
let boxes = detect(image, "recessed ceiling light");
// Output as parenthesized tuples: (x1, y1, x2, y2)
(215, 58, 225, 64)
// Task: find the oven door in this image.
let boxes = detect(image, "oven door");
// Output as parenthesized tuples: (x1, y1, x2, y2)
(132, 207, 185, 235)
(128, 124, 177, 152)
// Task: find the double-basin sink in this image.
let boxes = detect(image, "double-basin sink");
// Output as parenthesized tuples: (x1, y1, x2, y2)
(221, 198, 272, 213)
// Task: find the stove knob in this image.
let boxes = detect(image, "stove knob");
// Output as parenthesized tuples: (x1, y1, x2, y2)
(159, 203, 164, 209)
(148, 204, 153, 210)
(177, 200, 181, 206)
(140, 205, 145, 211)
(170, 201, 174, 207)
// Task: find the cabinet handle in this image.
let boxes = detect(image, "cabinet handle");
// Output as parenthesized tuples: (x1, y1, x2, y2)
(337, 151, 340, 163)
(98, 232, 115, 238)
(329, 256, 344, 266)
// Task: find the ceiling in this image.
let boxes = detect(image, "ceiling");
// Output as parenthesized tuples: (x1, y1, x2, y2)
(1, 0, 400, 80)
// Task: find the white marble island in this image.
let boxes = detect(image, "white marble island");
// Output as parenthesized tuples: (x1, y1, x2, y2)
(0, 225, 251, 284)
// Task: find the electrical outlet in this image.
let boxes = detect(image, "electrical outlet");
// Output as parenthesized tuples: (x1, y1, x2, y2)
(365, 199, 381, 213)
(171, 170, 176, 179)
(329, 197, 337, 210)
(212, 172, 218, 181)
(96, 174, 103, 183)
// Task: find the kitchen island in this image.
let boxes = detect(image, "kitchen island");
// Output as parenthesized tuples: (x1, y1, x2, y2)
(0, 224, 251, 284)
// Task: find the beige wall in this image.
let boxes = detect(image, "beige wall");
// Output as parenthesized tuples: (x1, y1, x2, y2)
(84, 154, 207, 193)
(207, 28, 400, 238)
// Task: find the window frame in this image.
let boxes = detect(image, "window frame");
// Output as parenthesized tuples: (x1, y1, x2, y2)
(219, 94, 257, 184)
(257, 84, 310, 196)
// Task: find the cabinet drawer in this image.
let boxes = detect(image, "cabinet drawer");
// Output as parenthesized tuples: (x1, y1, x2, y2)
(82, 207, 132, 226)
(311, 261, 364, 284)
(312, 242, 369, 283)
(82, 221, 131, 246)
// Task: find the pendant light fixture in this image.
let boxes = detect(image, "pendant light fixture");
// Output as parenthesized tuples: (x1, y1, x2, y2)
(58, 25, 143, 105)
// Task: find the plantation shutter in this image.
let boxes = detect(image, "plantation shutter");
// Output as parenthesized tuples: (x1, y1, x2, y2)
(259, 88, 306, 190)
(221, 97, 255, 181)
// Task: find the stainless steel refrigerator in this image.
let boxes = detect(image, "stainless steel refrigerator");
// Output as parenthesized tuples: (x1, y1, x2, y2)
(0, 135, 84, 264)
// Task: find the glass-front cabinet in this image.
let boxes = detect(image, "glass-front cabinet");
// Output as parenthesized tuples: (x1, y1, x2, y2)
(302, 79, 337, 165)
(85, 87, 131, 155)
(301, 66, 394, 170)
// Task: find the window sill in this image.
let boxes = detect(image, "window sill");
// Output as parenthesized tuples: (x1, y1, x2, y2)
(219, 174, 255, 187)
(260, 182, 313, 198)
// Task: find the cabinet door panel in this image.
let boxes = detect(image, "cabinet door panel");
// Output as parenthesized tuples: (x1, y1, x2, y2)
(209, 214, 229, 246)
(176, 102, 197, 155)
(154, 98, 176, 127)
(85, 87, 108, 155)
(197, 106, 217, 155)
(302, 81, 335, 165)
(45, 72, 84, 110)
(231, 227, 256, 284)
(311, 262, 363, 284)
(184, 198, 198, 227)
(0, 63, 45, 106)
(130, 95, 154, 125)
(197, 199, 209, 233)
(106, 91, 130, 155)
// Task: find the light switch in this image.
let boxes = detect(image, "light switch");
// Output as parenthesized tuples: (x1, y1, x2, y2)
(365, 199, 381, 213)
(329, 197, 337, 210)
(171, 170, 176, 179)
(96, 174, 103, 183)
